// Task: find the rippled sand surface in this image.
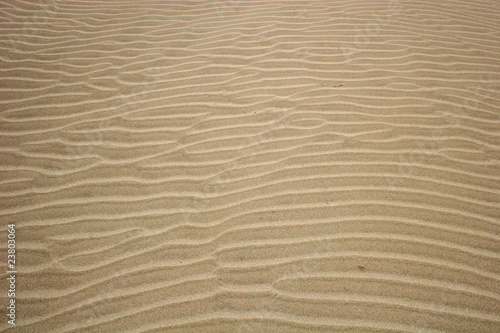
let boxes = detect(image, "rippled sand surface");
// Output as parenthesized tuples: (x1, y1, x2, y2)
(1, 0, 499, 332)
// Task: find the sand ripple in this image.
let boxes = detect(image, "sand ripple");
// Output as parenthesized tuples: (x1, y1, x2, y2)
(0, 0, 499, 332)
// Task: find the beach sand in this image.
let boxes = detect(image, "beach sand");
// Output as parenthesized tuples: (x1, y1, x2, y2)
(0, 0, 499, 332)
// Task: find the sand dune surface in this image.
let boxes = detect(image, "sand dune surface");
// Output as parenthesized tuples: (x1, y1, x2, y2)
(0, 0, 499, 332)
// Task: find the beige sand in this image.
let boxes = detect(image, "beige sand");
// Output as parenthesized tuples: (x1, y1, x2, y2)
(0, 0, 499, 332)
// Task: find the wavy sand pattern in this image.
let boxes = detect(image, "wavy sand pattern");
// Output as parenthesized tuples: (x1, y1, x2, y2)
(1, 0, 499, 332)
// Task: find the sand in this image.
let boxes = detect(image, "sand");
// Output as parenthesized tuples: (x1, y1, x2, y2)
(0, 0, 499, 332)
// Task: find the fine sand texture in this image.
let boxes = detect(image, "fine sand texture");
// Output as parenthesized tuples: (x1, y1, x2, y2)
(1, 0, 499, 332)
